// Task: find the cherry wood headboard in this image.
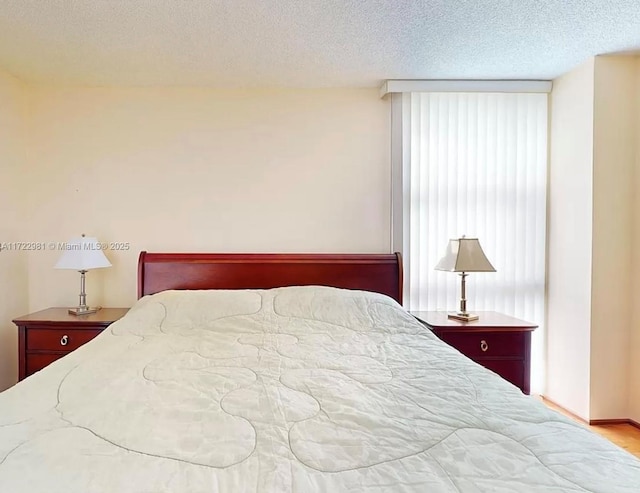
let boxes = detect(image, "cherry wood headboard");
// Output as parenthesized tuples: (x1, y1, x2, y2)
(137, 252, 403, 303)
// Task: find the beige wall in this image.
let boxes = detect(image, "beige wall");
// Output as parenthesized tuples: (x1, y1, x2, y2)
(590, 56, 636, 420)
(632, 61, 640, 424)
(23, 87, 391, 311)
(547, 58, 595, 419)
(548, 55, 640, 422)
(0, 70, 28, 390)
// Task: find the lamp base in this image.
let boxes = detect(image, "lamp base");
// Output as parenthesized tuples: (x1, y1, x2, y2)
(68, 306, 102, 316)
(448, 312, 479, 322)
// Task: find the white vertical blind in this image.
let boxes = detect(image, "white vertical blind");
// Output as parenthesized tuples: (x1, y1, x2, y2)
(400, 92, 548, 393)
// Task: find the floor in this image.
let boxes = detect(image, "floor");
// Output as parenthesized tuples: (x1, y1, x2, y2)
(541, 397, 640, 459)
(589, 423, 640, 458)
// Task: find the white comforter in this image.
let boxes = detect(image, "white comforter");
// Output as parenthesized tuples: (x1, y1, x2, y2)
(1, 287, 639, 492)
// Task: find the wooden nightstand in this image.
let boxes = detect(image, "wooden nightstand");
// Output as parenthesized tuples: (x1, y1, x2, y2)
(13, 307, 129, 381)
(410, 311, 537, 394)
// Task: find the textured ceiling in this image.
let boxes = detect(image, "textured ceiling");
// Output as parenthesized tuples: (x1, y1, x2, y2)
(0, 0, 639, 87)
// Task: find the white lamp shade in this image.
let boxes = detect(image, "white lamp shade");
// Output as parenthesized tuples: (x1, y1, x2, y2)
(54, 236, 112, 271)
(435, 237, 496, 273)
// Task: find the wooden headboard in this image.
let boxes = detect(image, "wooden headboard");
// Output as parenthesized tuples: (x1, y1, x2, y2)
(138, 252, 403, 303)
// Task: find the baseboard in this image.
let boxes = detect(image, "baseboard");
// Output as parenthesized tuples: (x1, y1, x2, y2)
(540, 395, 640, 429)
(539, 395, 588, 424)
(589, 419, 640, 430)
(589, 418, 630, 426)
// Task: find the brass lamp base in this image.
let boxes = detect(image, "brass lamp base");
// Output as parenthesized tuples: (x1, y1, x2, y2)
(448, 312, 479, 322)
(68, 306, 102, 316)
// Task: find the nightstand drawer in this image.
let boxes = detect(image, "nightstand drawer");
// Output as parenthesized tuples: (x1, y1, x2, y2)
(479, 359, 525, 390)
(27, 328, 103, 351)
(26, 353, 66, 375)
(411, 311, 536, 394)
(436, 331, 524, 358)
(14, 307, 129, 381)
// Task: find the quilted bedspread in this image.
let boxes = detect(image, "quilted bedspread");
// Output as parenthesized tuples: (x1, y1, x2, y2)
(1, 287, 639, 492)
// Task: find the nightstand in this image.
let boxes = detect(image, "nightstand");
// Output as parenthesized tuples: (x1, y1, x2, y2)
(13, 307, 129, 381)
(411, 311, 537, 394)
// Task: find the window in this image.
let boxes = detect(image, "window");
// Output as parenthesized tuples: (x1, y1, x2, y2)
(392, 91, 548, 393)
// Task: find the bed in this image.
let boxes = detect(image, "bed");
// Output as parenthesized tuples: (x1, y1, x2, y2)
(1, 252, 638, 492)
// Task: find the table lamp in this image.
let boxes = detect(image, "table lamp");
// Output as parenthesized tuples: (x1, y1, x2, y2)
(54, 234, 111, 315)
(435, 236, 495, 322)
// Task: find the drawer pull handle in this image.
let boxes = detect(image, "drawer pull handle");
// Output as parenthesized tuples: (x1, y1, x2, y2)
(60, 335, 69, 346)
(480, 340, 488, 352)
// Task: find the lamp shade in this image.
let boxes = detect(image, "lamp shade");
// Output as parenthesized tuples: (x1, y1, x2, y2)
(435, 237, 496, 273)
(54, 236, 112, 271)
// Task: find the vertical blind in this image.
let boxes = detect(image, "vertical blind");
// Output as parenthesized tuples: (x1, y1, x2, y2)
(399, 92, 548, 393)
